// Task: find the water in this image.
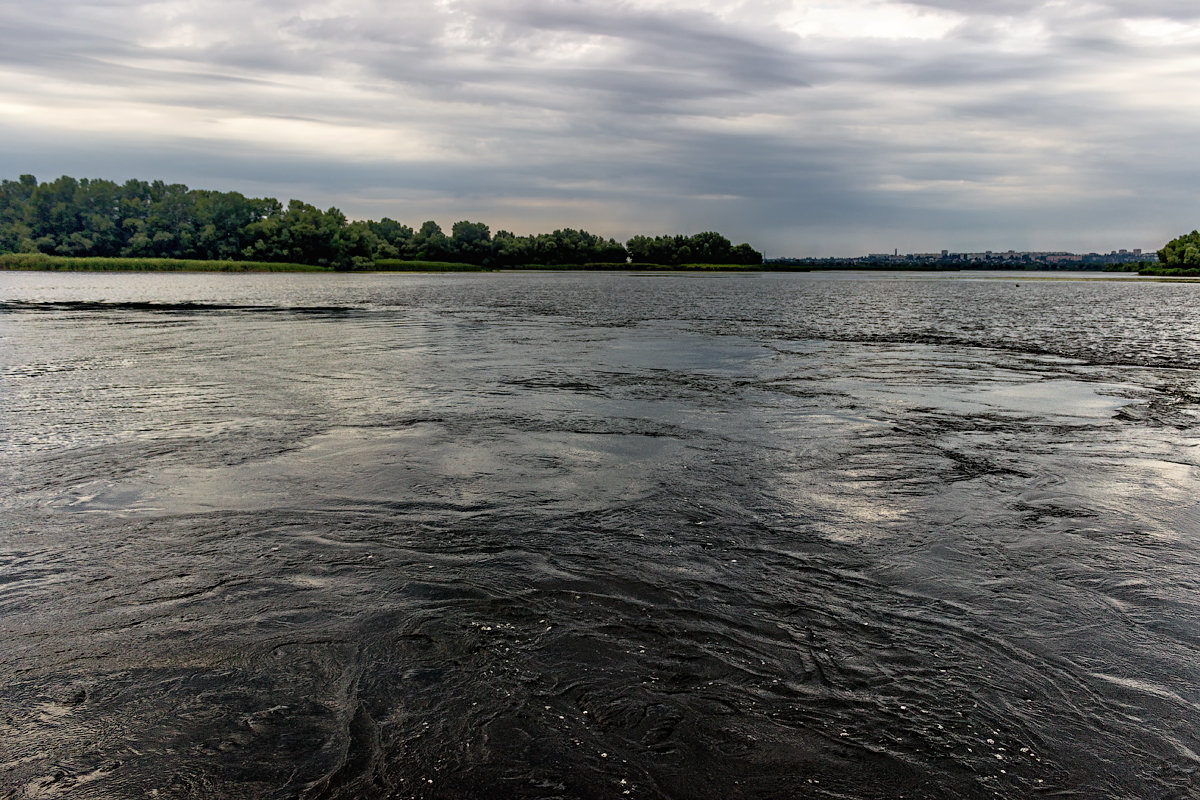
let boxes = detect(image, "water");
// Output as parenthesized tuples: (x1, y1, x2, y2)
(1, 270, 1198, 799)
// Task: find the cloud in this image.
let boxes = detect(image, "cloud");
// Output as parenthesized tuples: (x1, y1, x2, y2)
(1, 0, 1198, 255)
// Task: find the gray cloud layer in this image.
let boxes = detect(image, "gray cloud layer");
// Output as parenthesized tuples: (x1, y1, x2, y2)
(2, 0, 1198, 255)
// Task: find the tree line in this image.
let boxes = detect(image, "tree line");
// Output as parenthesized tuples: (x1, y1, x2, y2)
(0, 175, 762, 269)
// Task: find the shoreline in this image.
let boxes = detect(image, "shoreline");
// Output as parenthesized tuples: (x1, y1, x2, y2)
(0, 254, 1186, 277)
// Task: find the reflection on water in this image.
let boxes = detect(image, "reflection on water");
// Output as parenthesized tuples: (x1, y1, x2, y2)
(1, 271, 1199, 799)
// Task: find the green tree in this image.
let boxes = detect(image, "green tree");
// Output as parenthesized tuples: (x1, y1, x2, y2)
(333, 219, 379, 270)
(626, 233, 687, 265)
(368, 217, 415, 259)
(449, 220, 492, 265)
(413, 220, 451, 261)
(0, 174, 37, 253)
(492, 230, 532, 266)
(1159, 231, 1200, 266)
(730, 242, 763, 265)
(28, 176, 82, 253)
(689, 231, 733, 263)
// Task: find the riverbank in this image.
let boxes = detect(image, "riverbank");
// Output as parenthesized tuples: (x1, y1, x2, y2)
(1136, 265, 1200, 277)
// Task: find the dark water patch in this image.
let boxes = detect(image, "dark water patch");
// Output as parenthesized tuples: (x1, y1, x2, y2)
(0, 300, 359, 315)
(808, 330, 1200, 372)
(504, 374, 608, 394)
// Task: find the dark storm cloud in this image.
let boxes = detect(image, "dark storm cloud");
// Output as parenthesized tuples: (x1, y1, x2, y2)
(1, 0, 1198, 255)
(480, 1, 811, 90)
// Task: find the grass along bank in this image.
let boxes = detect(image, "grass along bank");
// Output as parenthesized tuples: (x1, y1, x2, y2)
(0, 254, 331, 272)
(372, 259, 494, 271)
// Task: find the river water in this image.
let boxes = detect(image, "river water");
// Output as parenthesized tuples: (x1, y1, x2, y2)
(1, 270, 1198, 799)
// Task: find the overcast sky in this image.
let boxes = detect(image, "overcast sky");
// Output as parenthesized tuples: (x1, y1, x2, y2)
(2, 1, 1198, 256)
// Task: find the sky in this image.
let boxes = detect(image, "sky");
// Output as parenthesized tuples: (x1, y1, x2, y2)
(1, 1, 1198, 257)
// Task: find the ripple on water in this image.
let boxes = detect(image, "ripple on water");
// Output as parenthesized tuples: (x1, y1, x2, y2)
(2, 271, 1199, 799)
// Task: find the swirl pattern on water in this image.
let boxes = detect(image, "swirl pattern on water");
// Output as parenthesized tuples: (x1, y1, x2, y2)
(1, 271, 1198, 799)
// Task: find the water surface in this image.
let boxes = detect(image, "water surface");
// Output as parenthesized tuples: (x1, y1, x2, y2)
(2, 270, 1198, 798)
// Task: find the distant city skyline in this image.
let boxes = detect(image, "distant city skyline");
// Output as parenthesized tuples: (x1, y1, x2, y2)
(770, 245, 1155, 264)
(2, 1, 1198, 257)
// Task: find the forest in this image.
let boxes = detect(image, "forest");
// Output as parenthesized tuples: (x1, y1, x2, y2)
(0, 175, 762, 269)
